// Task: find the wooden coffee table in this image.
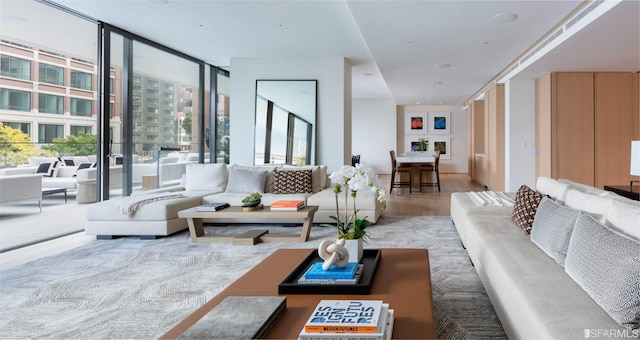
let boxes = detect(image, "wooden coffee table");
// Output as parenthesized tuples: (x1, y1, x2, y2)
(178, 205, 319, 245)
(160, 248, 436, 339)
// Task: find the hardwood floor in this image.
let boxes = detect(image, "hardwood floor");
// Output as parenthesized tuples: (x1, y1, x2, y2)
(0, 173, 482, 270)
(380, 173, 484, 216)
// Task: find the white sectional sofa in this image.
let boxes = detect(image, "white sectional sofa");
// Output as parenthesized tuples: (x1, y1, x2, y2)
(0, 174, 43, 211)
(451, 177, 640, 339)
(85, 163, 383, 238)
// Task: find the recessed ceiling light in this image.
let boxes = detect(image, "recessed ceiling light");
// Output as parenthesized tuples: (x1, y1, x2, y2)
(435, 63, 451, 69)
(434, 81, 443, 85)
(363, 72, 374, 77)
(408, 41, 415, 45)
(491, 12, 518, 23)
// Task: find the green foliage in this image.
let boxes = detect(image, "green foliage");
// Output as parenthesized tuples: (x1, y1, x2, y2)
(322, 213, 372, 240)
(0, 123, 36, 168)
(182, 113, 192, 136)
(416, 137, 429, 151)
(241, 192, 262, 203)
(41, 133, 97, 157)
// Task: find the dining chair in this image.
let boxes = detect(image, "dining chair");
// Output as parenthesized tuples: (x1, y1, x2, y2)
(389, 150, 412, 194)
(419, 151, 441, 192)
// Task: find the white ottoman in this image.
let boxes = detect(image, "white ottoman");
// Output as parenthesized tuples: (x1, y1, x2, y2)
(85, 193, 203, 239)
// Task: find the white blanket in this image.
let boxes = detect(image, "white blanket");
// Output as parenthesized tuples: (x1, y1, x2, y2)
(119, 192, 186, 217)
(467, 191, 515, 207)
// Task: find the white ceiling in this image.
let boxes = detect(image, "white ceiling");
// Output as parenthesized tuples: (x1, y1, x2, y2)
(3, 0, 640, 106)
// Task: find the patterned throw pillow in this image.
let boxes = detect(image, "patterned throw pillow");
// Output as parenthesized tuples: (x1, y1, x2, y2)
(565, 212, 640, 329)
(273, 169, 313, 194)
(512, 184, 543, 234)
(530, 197, 580, 266)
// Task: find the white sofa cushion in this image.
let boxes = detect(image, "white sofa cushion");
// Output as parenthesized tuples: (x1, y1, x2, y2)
(558, 178, 610, 196)
(565, 212, 640, 330)
(225, 167, 268, 194)
(535, 176, 570, 203)
(231, 164, 280, 193)
(530, 197, 580, 266)
(185, 163, 227, 193)
(564, 189, 612, 224)
(605, 199, 640, 242)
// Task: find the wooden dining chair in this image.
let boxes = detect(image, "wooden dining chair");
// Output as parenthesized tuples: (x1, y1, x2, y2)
(389, 150, 412, 194)
(419, 151, 441, 192)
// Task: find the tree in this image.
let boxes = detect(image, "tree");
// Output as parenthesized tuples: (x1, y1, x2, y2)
(0, 123, 35, 168)
(181, 113, 192, 136)
(41, 133, 97, 157)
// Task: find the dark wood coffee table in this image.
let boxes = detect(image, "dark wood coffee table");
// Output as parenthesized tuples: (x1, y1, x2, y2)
(160, 248, 436, 339)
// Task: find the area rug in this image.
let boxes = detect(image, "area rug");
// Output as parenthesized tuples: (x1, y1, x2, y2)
(0, 216, 506, 339)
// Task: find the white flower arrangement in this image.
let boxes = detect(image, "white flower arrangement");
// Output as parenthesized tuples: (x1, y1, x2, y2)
(322, 164, 388, 240)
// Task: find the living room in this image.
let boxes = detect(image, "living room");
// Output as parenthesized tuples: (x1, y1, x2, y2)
(1, 0, 639, 339)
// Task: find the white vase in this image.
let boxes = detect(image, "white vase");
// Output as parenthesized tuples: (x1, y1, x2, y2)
(342, 238, 363, 263)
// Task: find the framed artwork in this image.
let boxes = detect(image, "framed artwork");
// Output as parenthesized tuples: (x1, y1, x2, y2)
(428, 112, 451, 135)
(406, 113, 426, 134)
(430, 136, 451, 160)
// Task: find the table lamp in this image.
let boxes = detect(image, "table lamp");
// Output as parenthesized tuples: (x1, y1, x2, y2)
(631, 141, 640, 190)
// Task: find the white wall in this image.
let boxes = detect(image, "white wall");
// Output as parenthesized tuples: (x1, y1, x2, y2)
(352, 98, 397, 174)
(397, 105, 469, 173)
(229, 57, 350, 172)
(504, 79, 536, 191)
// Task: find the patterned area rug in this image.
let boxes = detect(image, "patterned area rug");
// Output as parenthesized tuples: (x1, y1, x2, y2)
(0, 216, 506, 339)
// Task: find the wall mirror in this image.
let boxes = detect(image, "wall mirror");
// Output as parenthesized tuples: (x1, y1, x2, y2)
(254, 80, 317, 165)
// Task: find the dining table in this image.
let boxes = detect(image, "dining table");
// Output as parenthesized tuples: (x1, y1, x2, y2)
(396, 152, 436, 192)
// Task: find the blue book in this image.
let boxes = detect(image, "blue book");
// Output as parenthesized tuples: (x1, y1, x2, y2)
(303, 262, 360, 280)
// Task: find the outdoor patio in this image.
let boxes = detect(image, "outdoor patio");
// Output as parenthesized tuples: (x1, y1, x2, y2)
(0, 191, 87, 253)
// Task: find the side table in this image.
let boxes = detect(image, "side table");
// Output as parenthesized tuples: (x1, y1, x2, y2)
(603, 185, 640, 201)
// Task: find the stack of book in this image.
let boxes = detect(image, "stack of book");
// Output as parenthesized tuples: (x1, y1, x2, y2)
(271, 199, 305, 211)
(297, 261, 363, 285)
(298, 300, 394, 340)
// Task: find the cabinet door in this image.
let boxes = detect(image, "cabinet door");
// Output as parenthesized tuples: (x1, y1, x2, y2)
(595, 73, 634, 188)
(486, 84, 505, 191)
(553, 73, 595, 186)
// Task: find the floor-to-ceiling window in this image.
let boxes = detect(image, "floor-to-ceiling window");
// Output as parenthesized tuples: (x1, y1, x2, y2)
(0, 0, 97, 169)
(105, 27, 204, 197)
(1, 1, 229, 202)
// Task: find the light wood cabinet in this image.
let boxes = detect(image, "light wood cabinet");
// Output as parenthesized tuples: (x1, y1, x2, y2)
(485, 84, 505, 191)
(536, 72, 639, 187)
(469, 100, 486, 185)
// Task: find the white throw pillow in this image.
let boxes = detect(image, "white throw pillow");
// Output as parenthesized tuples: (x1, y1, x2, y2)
(565, 189, 612, 224)
(231, 164, 280, 193)
(530, 197, 580, 266)
(605, 199, 640, 242)
(185, 163, 227, 192)
(225, 167, 268, 194)
(535, 176, 570, 203)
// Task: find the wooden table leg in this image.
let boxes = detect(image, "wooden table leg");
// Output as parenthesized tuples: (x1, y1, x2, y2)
(299, 211, 315, 242)
(187, 217, 204, 241)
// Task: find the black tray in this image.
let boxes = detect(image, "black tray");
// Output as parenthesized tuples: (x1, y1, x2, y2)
(278, 249, 381, 295)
